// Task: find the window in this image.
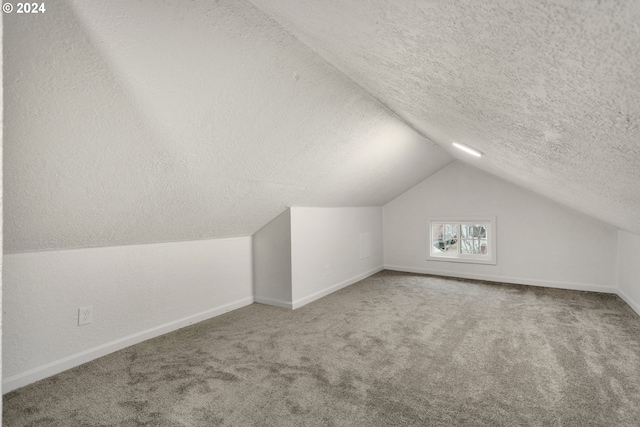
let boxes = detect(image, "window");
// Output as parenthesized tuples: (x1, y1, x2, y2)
(427, 217, 496, 265)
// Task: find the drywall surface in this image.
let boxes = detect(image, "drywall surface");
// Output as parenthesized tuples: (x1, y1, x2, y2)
(3, 237, 252, 391)
(253, 209, 292, 308)
(4, 0, 451, 253)
(384, 162, 618, 292)
(617, 231, 640, 316)
(251, 0, 640, 235)
(290, 207, 383, 307)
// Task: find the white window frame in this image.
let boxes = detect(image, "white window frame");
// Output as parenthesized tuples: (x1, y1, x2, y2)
(426, 216, 497, 265)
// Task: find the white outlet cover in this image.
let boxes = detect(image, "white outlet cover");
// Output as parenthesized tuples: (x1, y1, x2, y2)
(78, 306, 93, 326)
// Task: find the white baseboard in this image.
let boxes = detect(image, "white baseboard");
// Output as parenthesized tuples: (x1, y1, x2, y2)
(384, 265, 617, 294)
(254, 296, 293, 310)
(291, 265, 384, 310)
(617, 289, 640, 317)
(3, 296, 254, 394)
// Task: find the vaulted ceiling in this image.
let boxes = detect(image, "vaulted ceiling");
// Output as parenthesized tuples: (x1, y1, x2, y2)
(4, 0, 451, 252)
(4, 0, 639, 252)
(249, 0, 640, 235)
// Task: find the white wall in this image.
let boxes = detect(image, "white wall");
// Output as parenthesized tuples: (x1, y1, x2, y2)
(290, 207, 384, 308)
(2, 237, 252, 392)
(253, 209, 292, 308)
(384, 162, 618, 293)
(617, 231, 640, 316)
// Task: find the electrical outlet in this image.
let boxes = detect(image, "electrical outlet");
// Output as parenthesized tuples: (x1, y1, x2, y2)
(78, 306, 93, 326)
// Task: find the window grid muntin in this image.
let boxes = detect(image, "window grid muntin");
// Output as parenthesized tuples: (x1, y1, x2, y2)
(428, 218, 496, 265)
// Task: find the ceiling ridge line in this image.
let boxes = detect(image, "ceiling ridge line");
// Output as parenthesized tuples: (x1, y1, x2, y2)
(245, 0, 446, 152)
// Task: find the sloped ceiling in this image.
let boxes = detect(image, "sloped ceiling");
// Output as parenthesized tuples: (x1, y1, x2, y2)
(4, 0, 451, 252)
(250, 0, 640, 235)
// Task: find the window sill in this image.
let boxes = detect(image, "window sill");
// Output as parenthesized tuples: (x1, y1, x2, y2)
(426, 255, 496, 265)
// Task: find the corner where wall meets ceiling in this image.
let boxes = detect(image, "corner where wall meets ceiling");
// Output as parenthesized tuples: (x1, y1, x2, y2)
(3, 0, 452, 253)
(249, 0, 640, 235)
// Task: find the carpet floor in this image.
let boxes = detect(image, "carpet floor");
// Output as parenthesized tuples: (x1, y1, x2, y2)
(4, 271, 640, 426)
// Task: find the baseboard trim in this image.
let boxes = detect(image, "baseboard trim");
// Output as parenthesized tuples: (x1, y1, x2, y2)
(254, 296, 293, 310)
(383, 265, 616, 294)
(3, 296, 254, 394)
(617, 289, 640, 317)
(291, 265, 384, 310)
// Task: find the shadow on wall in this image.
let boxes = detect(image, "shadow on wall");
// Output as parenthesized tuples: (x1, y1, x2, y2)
(5, 0, 183, 252)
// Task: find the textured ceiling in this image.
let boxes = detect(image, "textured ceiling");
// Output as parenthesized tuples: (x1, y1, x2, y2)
(250, 0, 640, 234)
(4, 0, 451, 252)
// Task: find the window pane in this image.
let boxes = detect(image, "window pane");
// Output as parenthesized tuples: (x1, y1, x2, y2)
(432, 223, 458, 253)
(460, 224, 487, 255)
(427, 218, 495, 265)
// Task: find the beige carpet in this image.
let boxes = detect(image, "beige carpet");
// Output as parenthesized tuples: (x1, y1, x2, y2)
(4, 271, 640, 426)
